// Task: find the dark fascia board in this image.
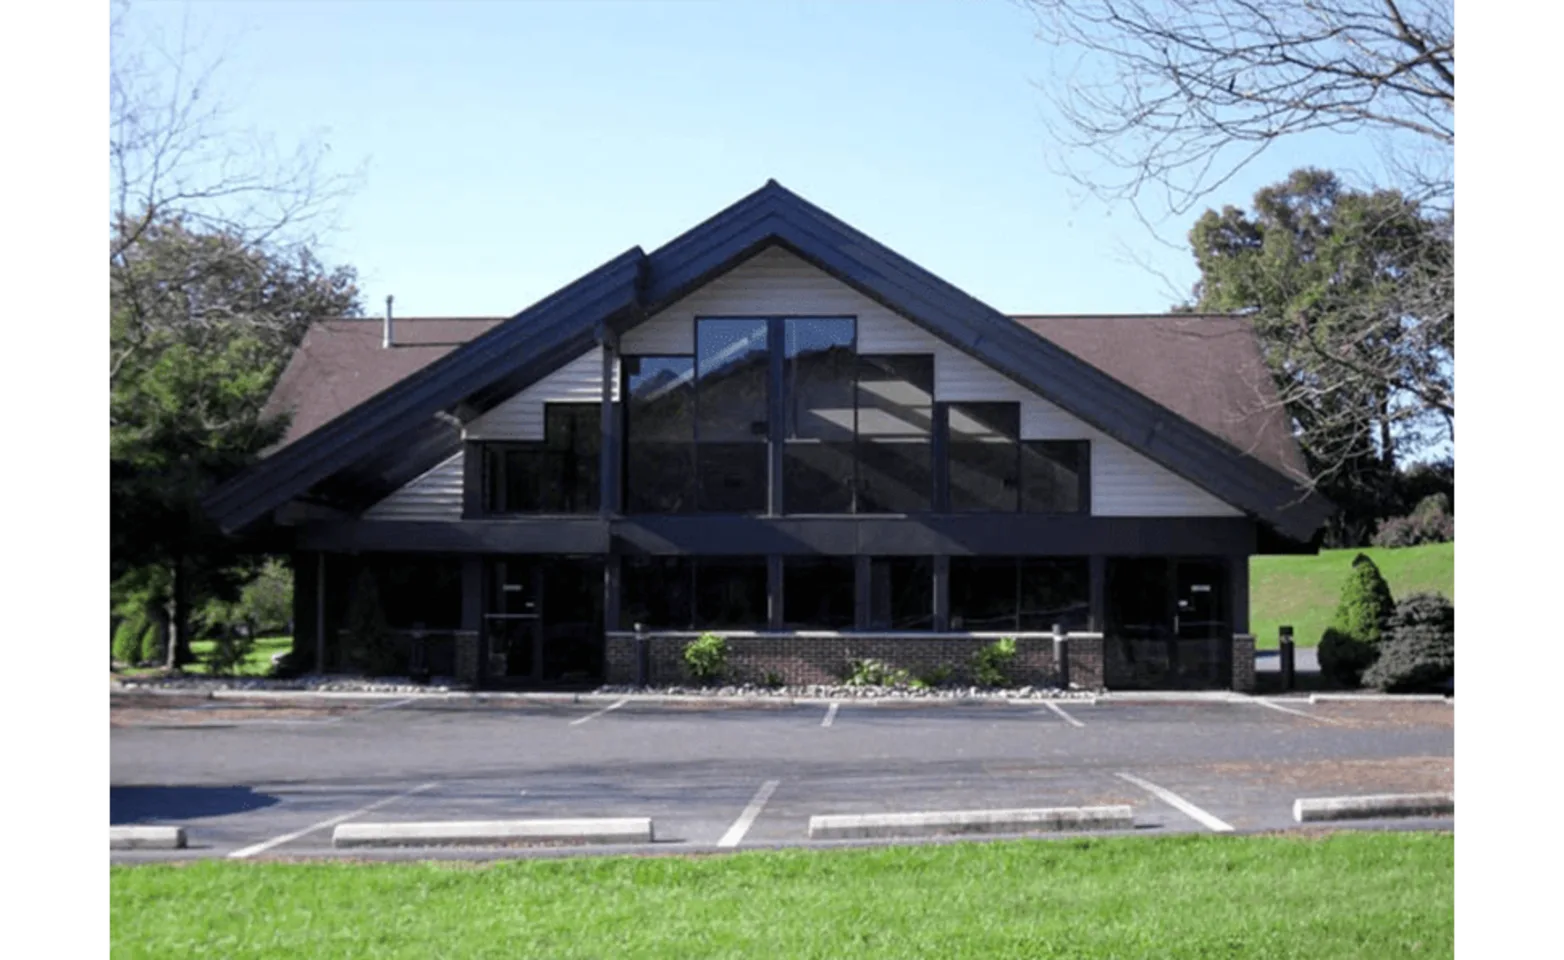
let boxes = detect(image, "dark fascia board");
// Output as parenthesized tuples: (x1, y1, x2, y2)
(633, 183, 1331, 541)
(205, 247, 646, 534)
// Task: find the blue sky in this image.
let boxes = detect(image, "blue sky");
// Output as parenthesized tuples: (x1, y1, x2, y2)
(123, 0, 1389, 318)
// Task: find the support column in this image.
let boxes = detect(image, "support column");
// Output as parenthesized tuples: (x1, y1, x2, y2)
(603, 554, 621, 633)
(932, 555, 950, 632)
(1088, 555, 1107, 633)
(457, 556, 483, 686)
(767, 318, 785, 517)
(767, 555, 784, 629)
(600, 334, 621, 516)
(315, 552, 327, 674)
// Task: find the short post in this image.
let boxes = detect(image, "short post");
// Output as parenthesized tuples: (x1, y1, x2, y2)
(1053, 623, 1069, 690)
(634, 622, 648, 688)
(1279, 625, 1295, 692)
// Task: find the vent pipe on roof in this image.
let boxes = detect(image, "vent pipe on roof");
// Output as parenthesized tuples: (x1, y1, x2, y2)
(383, 295, 395, 348)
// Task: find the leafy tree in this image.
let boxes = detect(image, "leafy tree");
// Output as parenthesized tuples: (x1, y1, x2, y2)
(1188, 169, 1452, 545)
(110, 5, 361, 668)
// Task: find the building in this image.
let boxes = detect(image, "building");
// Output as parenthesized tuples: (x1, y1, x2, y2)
(205, 181, 1329, 691)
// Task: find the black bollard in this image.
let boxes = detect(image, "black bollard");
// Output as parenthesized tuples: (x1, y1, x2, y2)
(1279, 625, 1295, 691)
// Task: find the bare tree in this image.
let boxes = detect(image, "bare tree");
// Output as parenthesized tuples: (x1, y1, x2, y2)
(110, 1, 360, 387)
(1023, 0, 1454, 217)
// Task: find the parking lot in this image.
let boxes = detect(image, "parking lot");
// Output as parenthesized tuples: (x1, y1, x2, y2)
(110, 692, 1453, 861)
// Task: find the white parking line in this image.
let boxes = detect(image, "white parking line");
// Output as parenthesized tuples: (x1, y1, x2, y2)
(354, 697, 418, 716)
(227, 781, 439, 859)
(821, 702, 840, 728)
(569, 698, 628, 726)
(1253, 698, 1340, 724)
(1116, 772, 1234, 832)
(1042, 701, 1085, 728)
(717, 779, 781, 848)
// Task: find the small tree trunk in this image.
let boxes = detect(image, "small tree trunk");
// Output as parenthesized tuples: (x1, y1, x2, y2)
(166, 557, 193, 669)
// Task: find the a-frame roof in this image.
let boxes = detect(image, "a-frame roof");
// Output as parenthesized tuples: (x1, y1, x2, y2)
(205, 180, 1331, 540)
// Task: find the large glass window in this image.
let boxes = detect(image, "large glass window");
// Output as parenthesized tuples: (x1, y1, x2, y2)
(857, 355, 934, 513)
(623, 356, 696, 513)
(621, 556, 694, 629)
(483, 404, 599, 514)
(693, 557, 768, 627)
(1019, 558, 1090, 630)
(783, 318, 856, 513)
(948, 402, 1020, 512)
(868, 557, 934, 630)
(1021, 440, 1089, 514)
(696, 319, 770, 512)
(782, 557, 855, 628)
(950, 556, 1090, 631)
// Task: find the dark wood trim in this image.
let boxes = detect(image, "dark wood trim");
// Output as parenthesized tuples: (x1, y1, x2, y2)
(462, 441, 483, 519)
(298, 519, 610, 554)
(602, 554, 622, 633)
(610, 515, 1257, 557)
(1228, 555, 1251, 636)
(767, 316, 785, 517)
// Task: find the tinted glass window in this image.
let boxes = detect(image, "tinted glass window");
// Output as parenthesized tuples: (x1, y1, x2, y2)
(1021, 440, 1088, 514)
(483, 405, 599, 514)
(868, 557, 934, 630)
(696, 319, 769, 441)
(948, 402, 1020, 512)
(857, 355, 934, 513)
(621, 556, 694, 629)
(949, 556, 1018, 631)
(1018, 558, 1090, 631)
(624, 356, 696, 513)
(693, 557, 768, 628)
(784, 318, 855, 441)
(782, 442, 856, 513)
(695, 443, 768, 513)
(782, 557, 855, 628)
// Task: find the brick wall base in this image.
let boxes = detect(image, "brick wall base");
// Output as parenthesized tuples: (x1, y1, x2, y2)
(454, 633, 480, 686)
(605, 634, 1111, 690)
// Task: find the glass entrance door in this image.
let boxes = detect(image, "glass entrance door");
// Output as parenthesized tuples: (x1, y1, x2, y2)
(484, 559, 541, 684)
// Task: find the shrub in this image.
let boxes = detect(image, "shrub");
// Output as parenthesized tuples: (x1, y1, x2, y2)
(1328, 554, 1396, 646)
(1362, 593, 1454, 693)
(762, 671, 785, 690)
(915, 665, 954, 689)
(683, 632, 728, 684)
(971, 637, 1018, 688)
(112, 609, 153, 666)
(845, 658, 911, 688)
(1372, 493, 1455, 547)
(1317, 627, 1377, 688)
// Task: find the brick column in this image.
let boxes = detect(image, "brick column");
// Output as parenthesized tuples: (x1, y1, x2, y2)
(1231, 633, 1256, 693)
(454, 633, 480, 686)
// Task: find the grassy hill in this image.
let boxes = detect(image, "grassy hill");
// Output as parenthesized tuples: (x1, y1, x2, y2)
(1251, 542, 1453, 649)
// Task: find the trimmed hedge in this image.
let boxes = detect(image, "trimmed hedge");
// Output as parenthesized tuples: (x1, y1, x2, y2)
(1362, 592, 1454, 693)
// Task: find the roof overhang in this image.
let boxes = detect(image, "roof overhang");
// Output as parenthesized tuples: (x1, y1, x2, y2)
(205, 181, 1331, 541)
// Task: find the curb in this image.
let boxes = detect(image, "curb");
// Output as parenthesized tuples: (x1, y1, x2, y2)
(1293, 793, 1454, 823)
(1096, 691, 1248, 704)
(111, 826, 186, 850)
(112, 686, 1099, 708)
(1308, 693, 1451, 704)
(332, 817, 654, 848)
(807, 805, 1133, 840)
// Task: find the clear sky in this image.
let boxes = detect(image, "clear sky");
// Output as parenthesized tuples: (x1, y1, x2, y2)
(122, 0, 1390, 319)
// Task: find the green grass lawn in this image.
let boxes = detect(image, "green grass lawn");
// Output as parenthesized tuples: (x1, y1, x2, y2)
(1251, 542, 1453, 649)
(114, 635, 293, 678)
(111, 832, 1452, 959)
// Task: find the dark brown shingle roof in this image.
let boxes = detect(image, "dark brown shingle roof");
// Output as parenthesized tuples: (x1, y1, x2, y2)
(264, 312, 1303, 480)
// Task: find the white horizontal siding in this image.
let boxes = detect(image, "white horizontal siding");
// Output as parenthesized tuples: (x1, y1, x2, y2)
(464, 348, 618, 441)
(363, 453, 464, 521)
